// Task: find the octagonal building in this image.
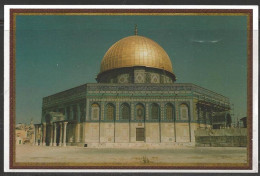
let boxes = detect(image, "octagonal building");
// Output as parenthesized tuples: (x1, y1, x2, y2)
(35, 28, 231, 148)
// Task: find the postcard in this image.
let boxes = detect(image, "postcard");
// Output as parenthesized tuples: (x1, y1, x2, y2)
(3, 5, 258, 173)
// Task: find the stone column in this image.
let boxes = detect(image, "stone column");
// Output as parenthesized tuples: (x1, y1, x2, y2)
(59, 123, 63, 146)
(53, 123, 57, 146)
(34, 125, 37, 145)
(37, 125, 39, 145)
(40, 125, 43, 145)
(205, 107, 208, 129)
(50, 124, 53, 146)
(63, 122, 68, 146)
(42, 123, 46, 146)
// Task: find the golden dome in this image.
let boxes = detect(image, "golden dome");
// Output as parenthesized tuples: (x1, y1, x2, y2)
(100, 35, 174, 74)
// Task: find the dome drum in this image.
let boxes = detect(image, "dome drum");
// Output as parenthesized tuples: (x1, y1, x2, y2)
(96, 66, 176, 84)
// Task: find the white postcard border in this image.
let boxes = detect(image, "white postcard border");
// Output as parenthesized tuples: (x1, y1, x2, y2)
(4, 5, 259, 173)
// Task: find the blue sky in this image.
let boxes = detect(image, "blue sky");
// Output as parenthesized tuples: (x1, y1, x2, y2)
(15, 15, 248, 124)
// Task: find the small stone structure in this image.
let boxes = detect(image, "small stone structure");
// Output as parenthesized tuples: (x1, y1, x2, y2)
(16, 121, 35, 145)
(195, 128, 247, 147)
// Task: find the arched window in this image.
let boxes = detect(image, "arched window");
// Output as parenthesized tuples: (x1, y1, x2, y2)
(121, 103, 130, 120)
(136, 104, 145, 120)
(106, 103, 115, 120)
(180, 104, 189, 120)
(91, 103, 100, 120)
(165, 103, 174, 120)
(151, 103, 160, 120)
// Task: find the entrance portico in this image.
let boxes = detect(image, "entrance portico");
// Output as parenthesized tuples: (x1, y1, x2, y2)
(34, 111, 71, 147)
(47, 121, 69, 147)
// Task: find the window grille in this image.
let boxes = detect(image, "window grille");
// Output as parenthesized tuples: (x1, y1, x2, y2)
(121, 103, 130, 120)
(91, 103, 100, 120)
(106, 104, 115, 120)
(166, 104, 173, 120)
(180, 104, 189, 120)
(151, 104, 159, 120)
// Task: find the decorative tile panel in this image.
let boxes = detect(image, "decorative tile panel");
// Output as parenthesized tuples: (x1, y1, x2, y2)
(145, 103, 149, 120)
(134, 72, 145, 83)
(116, 102, 119, 120)
(101, 102, 104, 120)
(151, 73, 160, 83)
(131, 103, 134, 120)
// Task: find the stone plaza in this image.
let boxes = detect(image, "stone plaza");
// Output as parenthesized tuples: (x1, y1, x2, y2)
(16, 144, 247, 165)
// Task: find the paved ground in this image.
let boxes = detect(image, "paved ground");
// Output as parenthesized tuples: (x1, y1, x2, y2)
(16, 144, 247, 166)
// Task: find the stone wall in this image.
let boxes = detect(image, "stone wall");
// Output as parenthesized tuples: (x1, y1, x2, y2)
(195, 128, 247, 147)
(83, 122, 201, 147)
